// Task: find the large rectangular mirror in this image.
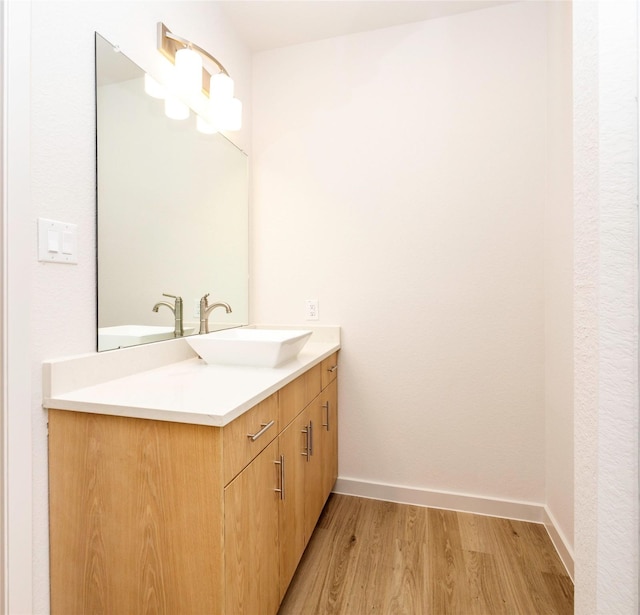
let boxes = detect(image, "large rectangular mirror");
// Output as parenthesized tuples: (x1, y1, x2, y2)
(96, 33, 248, 351)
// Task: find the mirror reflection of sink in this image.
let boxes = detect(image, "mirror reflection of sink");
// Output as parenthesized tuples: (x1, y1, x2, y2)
(185, 328, 313, 367)
(98, 325, 195, 351)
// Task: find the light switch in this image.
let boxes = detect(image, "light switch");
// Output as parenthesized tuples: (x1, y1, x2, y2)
(47, 229, 60, 253)
(62, 231, 74, 255)
(38, 218, 78, 264)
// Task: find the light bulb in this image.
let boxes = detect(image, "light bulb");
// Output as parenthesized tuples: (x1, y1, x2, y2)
(222, 98, 242, 131)
(164, 94, 189, 120)
(175, 47, 202, 97)
(144, 74, 165, 99)
(210, 72, 234, 101)
(196, 114, 219, 134)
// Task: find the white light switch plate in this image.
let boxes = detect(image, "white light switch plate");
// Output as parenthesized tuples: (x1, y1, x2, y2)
(38, 218, 78, 264)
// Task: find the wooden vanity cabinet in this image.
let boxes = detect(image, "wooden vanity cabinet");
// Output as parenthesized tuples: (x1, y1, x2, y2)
(225, 439, 280, 615)
(276, 395, 330, 598)
(277, 405, 312, 598)
(48, 411, 225, 615)
(48, 355, 338, 615)
(223, 395, 281, 615)
(277, 354, 339, 600)
(320, 352, 339, 500)
(303, 395, 327, 541)
(320, 377, 339, 501)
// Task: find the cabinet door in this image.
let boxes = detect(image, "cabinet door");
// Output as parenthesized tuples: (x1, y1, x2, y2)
(278, 409, 309, 600)
(320, 377, 338, 501)
(49, 411, 224, 615)
(225, 439, 280, 615)
(304, 395, 326, 541)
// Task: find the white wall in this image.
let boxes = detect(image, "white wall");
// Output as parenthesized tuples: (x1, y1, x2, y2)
(24, 2, 251, 612)
(5, 2, 33, 611)
(544, 0, 574, 572)
(252, 2, 548, 509)
(573, 1, 639, 613)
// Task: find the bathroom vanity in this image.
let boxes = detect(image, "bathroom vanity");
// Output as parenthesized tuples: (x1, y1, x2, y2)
(44, 327, 339, 615)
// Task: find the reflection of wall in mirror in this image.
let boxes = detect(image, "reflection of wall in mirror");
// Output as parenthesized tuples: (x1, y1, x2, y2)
(97, 73, 248, 333)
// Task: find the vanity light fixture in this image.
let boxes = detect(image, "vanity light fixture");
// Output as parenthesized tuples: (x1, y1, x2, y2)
(147, 22, 242, 133)
(144, 73, 165, 99)
(164, 93, 190, 120)
(174, 46, 203, 97)
(196, 114, 219, 134)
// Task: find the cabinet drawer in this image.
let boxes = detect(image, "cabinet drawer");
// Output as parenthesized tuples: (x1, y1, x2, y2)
(279, 363, 322, 428)
(223, 393, 279, 485)
(321, 352, 339, 389)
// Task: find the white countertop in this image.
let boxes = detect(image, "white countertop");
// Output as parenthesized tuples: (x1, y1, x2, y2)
(43, 326, 340, 427)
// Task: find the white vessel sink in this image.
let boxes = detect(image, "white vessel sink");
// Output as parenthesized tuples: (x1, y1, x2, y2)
(186, 328, 313, 367)
(99, 325, 195, 351)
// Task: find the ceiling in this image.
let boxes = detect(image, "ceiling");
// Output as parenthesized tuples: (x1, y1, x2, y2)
(217, 1, 513, 52)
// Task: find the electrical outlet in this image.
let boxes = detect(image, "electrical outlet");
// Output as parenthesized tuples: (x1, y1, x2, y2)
(305, 299, 319, 321)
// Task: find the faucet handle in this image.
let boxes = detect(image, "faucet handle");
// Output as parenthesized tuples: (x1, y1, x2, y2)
(163, 293, 183, 306)
(200, 293, 210, 308)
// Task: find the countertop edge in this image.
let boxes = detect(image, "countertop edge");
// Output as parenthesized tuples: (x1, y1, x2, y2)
(44, 341, 340, 427)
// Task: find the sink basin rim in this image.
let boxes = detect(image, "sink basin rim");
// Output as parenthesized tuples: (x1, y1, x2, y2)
(186, 327, 313, 367)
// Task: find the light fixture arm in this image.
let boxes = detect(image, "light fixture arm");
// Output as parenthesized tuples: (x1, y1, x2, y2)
(157, 22, 230, 94)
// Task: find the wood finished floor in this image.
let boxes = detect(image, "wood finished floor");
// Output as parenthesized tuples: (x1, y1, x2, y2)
(278, 494, 573, 615)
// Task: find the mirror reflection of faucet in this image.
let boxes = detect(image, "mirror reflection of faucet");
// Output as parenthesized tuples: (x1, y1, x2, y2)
(152, 293, 184, 337)
(199, 293, 232, 334)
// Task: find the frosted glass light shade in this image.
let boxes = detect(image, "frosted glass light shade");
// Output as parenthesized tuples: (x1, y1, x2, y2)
(210, 72, 234, 101)
(223, 98, 242, 131)
(144, 74, 165, 99)
(196, 114, 219, 135)
(164, 94, 189, 120)
(207, 96, 242, 132)
(175, 47, 202, 97)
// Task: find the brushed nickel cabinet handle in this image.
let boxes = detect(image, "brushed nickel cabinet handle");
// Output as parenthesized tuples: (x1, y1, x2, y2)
(328, 365, 338, 373)
(308, 420, 314, 456)
(247, 419, 275, 442)
(322, 401, 330, 431)
(281, 455, 285, 500)
(301, 426, 310, 460)
(274, 455, 285, 500)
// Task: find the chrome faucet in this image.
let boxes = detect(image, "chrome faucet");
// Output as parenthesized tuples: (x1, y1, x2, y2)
(152, 293, 184, 337)
(199, 293, 232, 334)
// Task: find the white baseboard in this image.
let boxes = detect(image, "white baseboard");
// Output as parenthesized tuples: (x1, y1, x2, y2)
(543, 506, 575, 580)
(333, 477, 544, 522)
(332, 477, 574, 578)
